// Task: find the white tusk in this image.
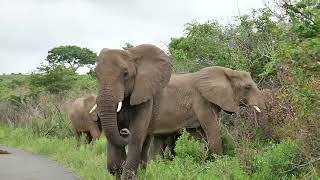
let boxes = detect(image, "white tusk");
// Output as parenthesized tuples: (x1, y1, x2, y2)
(117, 101, 122, 112)
(253, 105, 261, 113)
(89, 104, 97, 114)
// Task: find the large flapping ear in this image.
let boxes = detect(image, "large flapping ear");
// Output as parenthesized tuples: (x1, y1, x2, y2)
(128, 44, 172, 105)
(195, 67, 239, 113)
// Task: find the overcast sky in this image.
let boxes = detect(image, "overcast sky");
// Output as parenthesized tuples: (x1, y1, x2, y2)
(0, 0, 266, 74)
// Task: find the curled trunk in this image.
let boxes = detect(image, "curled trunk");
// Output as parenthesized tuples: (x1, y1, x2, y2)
(97, 89, 128, 147)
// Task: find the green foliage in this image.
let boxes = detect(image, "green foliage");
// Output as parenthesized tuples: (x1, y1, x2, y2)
(29, 64, 78, 94)
(250, 140, 304, 179)
(73, 74, 97, 91)
(30, 106, 73, 139)
(169, 9, 283, 79)
(0, 127, 111, 180)
(122, 42, 134, 49)
(175, 130, 207, 163)
(46, 45, 97, 69)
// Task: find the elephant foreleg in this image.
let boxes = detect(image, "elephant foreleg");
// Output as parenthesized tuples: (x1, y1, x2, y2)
(85, 132, 93, 144)
(107, 142, 126, 179)
(194, 98, 222, 155)
(140, 135, 152, 169)
(121, 100, 153, 180)
(89, 127, 101, 142)
(74, 130, 81, 146)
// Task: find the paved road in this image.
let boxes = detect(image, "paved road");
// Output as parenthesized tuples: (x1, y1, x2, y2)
(0, 145, 79, 180)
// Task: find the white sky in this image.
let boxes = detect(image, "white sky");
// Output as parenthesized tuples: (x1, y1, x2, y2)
(0, 0, 267, 74)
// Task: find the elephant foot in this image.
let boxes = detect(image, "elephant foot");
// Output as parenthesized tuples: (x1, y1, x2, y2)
(140, 160, 148, 169)
(121, 170, 135, 180)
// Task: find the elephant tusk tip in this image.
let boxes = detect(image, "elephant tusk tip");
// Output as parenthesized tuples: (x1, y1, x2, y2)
(117, 101, 122, 112)
(89, 104, 97, 114)
(253, 105, 261, 113)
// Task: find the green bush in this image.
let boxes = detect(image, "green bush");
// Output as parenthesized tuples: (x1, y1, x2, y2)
(175, 130, 207, 163)
(30, 106, 73, 139)
(250, 140, 304, 179)
(196, 157, 249, 180)
(29, 64, 77, 94)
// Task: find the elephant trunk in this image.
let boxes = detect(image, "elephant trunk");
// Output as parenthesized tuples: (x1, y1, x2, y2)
(97, 89, 128, 147)
(252, 98, 272, 139)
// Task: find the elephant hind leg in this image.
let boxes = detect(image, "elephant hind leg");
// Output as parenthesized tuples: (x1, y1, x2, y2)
(149, 136, 167, 161)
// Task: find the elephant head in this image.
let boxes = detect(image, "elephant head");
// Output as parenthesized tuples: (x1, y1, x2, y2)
(196, 66, 271, 137)
(95, 44, 171, 147)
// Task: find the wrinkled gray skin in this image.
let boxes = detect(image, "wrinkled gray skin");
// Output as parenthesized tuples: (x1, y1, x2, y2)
(68, 94, 101, 145)
(95, 44, 171, 180)
(146, 66, 271, 159)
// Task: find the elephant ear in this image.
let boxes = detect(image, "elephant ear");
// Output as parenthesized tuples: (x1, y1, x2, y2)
(128, 44, 172, 105)
(195, 67, 239, 113)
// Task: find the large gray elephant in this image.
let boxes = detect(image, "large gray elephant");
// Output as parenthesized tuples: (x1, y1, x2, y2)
(147, 66, 270, 157)
(94, 44, 172, 180)
(68, 94, 101, 145)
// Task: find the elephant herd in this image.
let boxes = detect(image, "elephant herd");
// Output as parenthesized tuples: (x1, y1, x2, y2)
(68, 44, 271, 180)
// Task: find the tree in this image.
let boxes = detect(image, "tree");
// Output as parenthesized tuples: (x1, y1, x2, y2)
(46, 45, 97, 70)
(122, 42, 134, 50)
(29, 64, 77, 94)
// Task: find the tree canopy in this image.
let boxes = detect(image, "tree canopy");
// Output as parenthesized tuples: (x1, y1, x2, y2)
(46, 45, 97, 69)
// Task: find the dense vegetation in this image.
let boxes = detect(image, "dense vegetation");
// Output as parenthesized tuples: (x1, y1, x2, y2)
(0, 0, 319, 179)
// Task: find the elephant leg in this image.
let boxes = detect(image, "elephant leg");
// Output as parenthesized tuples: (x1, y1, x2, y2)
(149, 136, 167, 161)
(194, 98, 222, 155)
(85, 132, 93, 144)
(89, 127, 101, 142)
(107, 142, 126, 179)
(140, 135, 152, 169)
(121, 101, 153, 180)
(74, 130, 81, 146)
(186, 127, 207, 142)
(166, 134, 181, 159)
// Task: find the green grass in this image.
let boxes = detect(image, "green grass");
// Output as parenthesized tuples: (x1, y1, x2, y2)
(0, 126, 316, 180)
(0, 127, 112, 180)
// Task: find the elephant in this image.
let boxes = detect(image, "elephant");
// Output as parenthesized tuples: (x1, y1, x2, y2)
(146, 66, 270, 158)
(68, 94, 102, 145)
(93, 44, 172, 180)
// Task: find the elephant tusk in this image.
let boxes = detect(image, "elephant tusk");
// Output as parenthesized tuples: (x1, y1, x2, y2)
(89, 104, 97, 114)
(253, 105, 261, 113)
(117, 101, 122, 112)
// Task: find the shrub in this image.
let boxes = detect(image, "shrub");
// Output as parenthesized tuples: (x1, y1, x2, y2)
(29, 64, 77, 94)
(30, 106, 73, 139)
(175, 130, 207, 163)
(250, 140, 305, 179)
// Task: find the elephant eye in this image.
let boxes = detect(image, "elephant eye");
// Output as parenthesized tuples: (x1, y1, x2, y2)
(244, 84, 252, 90)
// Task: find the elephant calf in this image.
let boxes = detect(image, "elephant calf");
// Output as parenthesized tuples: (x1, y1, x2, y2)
(68, 94, 101, 145)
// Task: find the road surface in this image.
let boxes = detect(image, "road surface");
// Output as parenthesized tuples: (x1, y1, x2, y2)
(0, 145, 79, 180)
